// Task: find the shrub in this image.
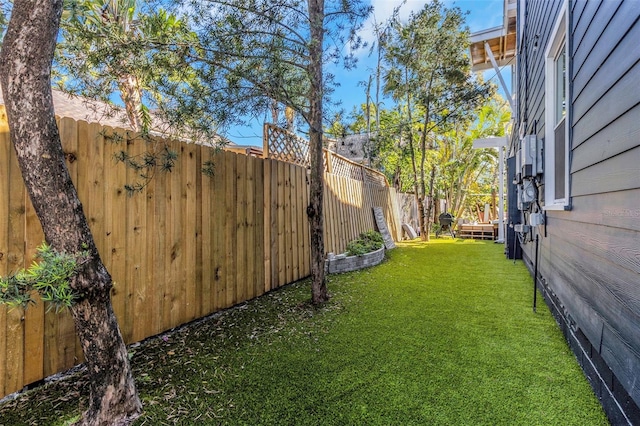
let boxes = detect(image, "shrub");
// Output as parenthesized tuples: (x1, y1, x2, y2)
(346, 230, 384, 257)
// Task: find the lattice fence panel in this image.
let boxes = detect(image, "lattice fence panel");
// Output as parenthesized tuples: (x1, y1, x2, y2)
(329, 154, 364, 181)
(264, 123, 310, 167)
(363, 168, 387, 186)
(263, 123, 389, 187)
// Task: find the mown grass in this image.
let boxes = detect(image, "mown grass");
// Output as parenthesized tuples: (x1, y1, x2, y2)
(0, 239, 608, 425)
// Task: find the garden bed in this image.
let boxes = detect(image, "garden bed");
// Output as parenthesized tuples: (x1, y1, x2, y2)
(325, 246, 385, 274)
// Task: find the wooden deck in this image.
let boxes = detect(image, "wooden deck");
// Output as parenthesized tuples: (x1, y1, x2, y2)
(457, 223, 496, 240)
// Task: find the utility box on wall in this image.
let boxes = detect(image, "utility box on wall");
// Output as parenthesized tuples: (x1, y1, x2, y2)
(507, 155, 522, 260)
(520, 135, 543, 178)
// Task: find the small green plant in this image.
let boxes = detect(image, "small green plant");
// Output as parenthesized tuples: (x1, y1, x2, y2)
(0, 243, 85, 312)
(346, 230, 384, 257)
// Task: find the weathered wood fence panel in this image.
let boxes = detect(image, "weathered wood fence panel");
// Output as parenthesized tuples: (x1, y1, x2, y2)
(0, 113, 401, 398)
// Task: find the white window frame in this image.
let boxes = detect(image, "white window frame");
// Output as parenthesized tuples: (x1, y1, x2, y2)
(543, 0, 570, 210)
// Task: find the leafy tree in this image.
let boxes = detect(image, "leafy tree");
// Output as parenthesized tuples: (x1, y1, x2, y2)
(174, 0, 371, 304)
(383, 0, 492, 239)
(0, 1, 141, 424)
(436, 97, 510, 221)
(53, 0, 227, 193)
(56, 0, 209, 138)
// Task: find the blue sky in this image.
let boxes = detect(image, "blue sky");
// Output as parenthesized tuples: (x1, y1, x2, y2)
(229, 0, 506, 146)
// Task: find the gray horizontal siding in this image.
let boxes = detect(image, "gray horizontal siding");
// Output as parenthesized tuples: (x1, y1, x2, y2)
(572, 1, 636, 103)
(516, 0, 640, 417)
(543, 222, 640, 405)
(572, 58, 640, 149)
(571, 103, 640, 173)
(571, 145, 640, 196)
(570, 189, 640, 232)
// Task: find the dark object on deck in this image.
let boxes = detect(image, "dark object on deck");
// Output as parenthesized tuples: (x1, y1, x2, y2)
(436, 213, 455, 238)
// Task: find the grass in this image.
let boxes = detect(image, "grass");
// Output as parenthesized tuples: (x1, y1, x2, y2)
(0, 239, 608, 425)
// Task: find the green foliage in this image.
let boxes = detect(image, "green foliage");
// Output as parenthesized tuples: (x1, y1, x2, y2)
(169, 0, 371, 130)
(376, 0, 494, 236)
(0, 243, 84, 312)
(106, 130, 180, 195)
(346, 230, 384, 256)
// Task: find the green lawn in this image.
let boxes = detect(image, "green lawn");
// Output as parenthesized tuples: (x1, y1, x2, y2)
(0, 239, 608, 425)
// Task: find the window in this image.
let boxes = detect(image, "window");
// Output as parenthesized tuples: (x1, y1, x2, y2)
(544, 0, 570, 209)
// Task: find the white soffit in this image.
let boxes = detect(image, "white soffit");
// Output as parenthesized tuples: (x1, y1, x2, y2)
(469, 0, 517, 72)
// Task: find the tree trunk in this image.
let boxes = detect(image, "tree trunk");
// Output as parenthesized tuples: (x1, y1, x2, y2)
(425, 164, 437, 239)
(118, 74, 143, 132)
(306, 0, 329, 304)
(402, 75, 425, 241)
(0, 2, 141, 425)
(270, 99, 280, 123)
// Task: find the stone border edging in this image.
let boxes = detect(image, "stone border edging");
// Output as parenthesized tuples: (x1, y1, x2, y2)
(325, 246, 385, 274)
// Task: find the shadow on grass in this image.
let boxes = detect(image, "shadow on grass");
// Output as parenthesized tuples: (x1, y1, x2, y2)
(0, 240, 609, 425)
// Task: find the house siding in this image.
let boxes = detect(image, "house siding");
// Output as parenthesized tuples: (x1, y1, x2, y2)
(514, 0, 640, 423)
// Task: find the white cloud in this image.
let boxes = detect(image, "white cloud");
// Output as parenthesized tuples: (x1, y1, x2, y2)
(370, 0, 429, 24)
(358, 0, 429, 51)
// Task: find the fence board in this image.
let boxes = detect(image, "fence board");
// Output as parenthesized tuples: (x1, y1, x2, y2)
(285, 164, 293, 284)
(171, 142, 186, 328)
(5, 308, 23, 395)
(246, 155, 257, 299)
(290, 165, 299, 281)
(128, 135, 148, 343)
(263, 160, 272, 293)
(201, 149, 213, 316)
(0, 114, 404, 398)
(224, 152, 237, 307)
(194, 146, 204, 318)
(323, 174, 334, 254)
(269, 159, 279, 290)
(277, 161, 286, 288)
(151, 140, 166, 334)
(254, 158, 265, 297)
(104, 127, 128, 331)
(213, 151, 226, 310)
(302, 169, 310, 276)
(236, 153, 247, 303)
(184, 144, 197, 322)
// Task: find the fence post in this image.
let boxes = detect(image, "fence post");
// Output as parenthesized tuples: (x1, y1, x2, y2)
(324, 149, 333, 174)
(263, 123, 270, 159)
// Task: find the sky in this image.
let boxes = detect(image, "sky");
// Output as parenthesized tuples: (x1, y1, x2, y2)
(229, 0, 506, 147)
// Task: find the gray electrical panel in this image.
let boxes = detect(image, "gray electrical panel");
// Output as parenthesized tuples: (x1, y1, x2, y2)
(520, 135, 543, 178)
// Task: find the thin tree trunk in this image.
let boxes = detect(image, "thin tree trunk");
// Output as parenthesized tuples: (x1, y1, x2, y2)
(270, 99, 279, 124)
(307, 0, 328, 304)
(425, 164, 436, 238)
(418, 110, 430, 241)
(285, 106, 295, 132)
(402, 72, 424, 240)
(0, 2, 141, 425)
(418, 74, 434, 241)
(118, 74, 143, 132)
(365, 75, 372, 166)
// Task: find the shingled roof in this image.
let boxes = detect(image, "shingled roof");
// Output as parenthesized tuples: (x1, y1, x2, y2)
(0, 88, 136, 130)
(0, 88, 235, 146)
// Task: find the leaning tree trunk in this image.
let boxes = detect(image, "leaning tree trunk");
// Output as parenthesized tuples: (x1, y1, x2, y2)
(0, 2, 141, 425)
(306, 0, 329, 304)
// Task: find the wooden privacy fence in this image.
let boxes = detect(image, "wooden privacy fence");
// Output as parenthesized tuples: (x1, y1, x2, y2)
(0, 110, 401, 399)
